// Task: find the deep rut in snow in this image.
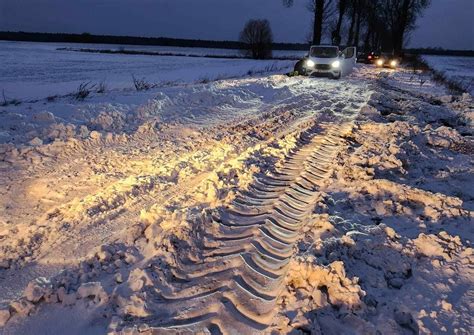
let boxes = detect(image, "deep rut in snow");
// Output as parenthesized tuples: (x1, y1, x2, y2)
(136, 122, 352, 334)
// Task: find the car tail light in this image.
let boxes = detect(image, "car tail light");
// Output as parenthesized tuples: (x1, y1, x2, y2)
(368, 55, 372, 59)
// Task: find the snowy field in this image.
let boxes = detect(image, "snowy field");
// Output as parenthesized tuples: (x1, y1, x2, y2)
(53, 42, 306, 59)
(0, 41, 294, 101)
(0, 42, 473, 334)
(423, 55, 474, 95)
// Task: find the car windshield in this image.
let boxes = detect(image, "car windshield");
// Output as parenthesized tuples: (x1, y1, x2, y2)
(310, 47, 338, 58)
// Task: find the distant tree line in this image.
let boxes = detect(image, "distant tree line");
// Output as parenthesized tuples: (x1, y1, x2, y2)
(0, 31, 245, 49)
(404, 48, 474, 57)
(283, 0, 432, 54)
(0, 31, 308, 51)
(1, 30, 472, 58)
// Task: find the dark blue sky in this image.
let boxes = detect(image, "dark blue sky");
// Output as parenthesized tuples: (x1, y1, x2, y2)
(1, 0, 473, 49)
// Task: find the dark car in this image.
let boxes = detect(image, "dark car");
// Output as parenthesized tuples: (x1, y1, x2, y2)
(358, 51, 380, 64)
(375, 53, 401, 68)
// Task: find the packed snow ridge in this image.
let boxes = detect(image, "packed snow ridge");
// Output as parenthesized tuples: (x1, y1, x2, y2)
(0, 62, 473, 335)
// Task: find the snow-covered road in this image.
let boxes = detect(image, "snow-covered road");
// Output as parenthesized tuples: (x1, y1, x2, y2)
(0, 61, 472, 334)
(0, 68, 371, 300)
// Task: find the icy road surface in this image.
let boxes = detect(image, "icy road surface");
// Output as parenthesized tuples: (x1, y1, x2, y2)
(0, 61, 473, 334)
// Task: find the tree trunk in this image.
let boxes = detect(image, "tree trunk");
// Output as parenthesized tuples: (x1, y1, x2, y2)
(394, 0, 412, 54)
(346, 6, 356, 45)
(312, 0, 325, 44)
(363, 28, 371, 51)
(332, 0, 347, 45)
(372, 30, 380, 51)
(353, 8, 362, 47)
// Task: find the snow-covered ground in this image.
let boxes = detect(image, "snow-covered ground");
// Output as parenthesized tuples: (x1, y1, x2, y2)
(51, 42, 306, 59)
(0, 41, 294, 101)
(423, 55, 474, 95)
(0, 44, 473, 334)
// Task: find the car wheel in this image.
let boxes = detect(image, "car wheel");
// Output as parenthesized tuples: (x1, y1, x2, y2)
(294, 59, 308, 76)
(333, 72, 341, 80)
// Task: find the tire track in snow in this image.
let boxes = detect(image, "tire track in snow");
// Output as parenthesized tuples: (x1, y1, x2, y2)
(131, 121, 354, 334)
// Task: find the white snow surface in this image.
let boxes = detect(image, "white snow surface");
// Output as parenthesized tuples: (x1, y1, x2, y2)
(49, 42, 306, 59)
(422, 55, 474, 95)
(0, 41, 294, 101)
(0, 66, 365, 145)
(0, 43, 472, 335)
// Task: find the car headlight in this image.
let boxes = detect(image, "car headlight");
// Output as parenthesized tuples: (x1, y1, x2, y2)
(376, 59, 384, 66)
(306, 59, 315, 68)
(390, 60, 398, 67)
(331, 60, 340, 68)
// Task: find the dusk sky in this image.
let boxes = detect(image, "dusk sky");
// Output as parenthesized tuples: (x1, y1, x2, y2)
(1, 0, 473, 50)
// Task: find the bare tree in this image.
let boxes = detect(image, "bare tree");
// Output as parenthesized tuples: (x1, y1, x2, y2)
(284, 0, 430, 52)
(363, 0, 380, 50)
(347, 0, 429, 52)
(283, 0, 335, 45)
(382, 0, 431, 54)
(359, 0, 390, 51)
(313, 0, 325, 44)
(353, 0, 365, 47)
(239, 19, 273, 59)
(346, 0, 364, 46)
(331, 0, 348, 45)
(308, 0, 335, 44)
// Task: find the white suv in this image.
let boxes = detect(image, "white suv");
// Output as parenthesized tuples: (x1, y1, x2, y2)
(297, 45, 357, 79)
